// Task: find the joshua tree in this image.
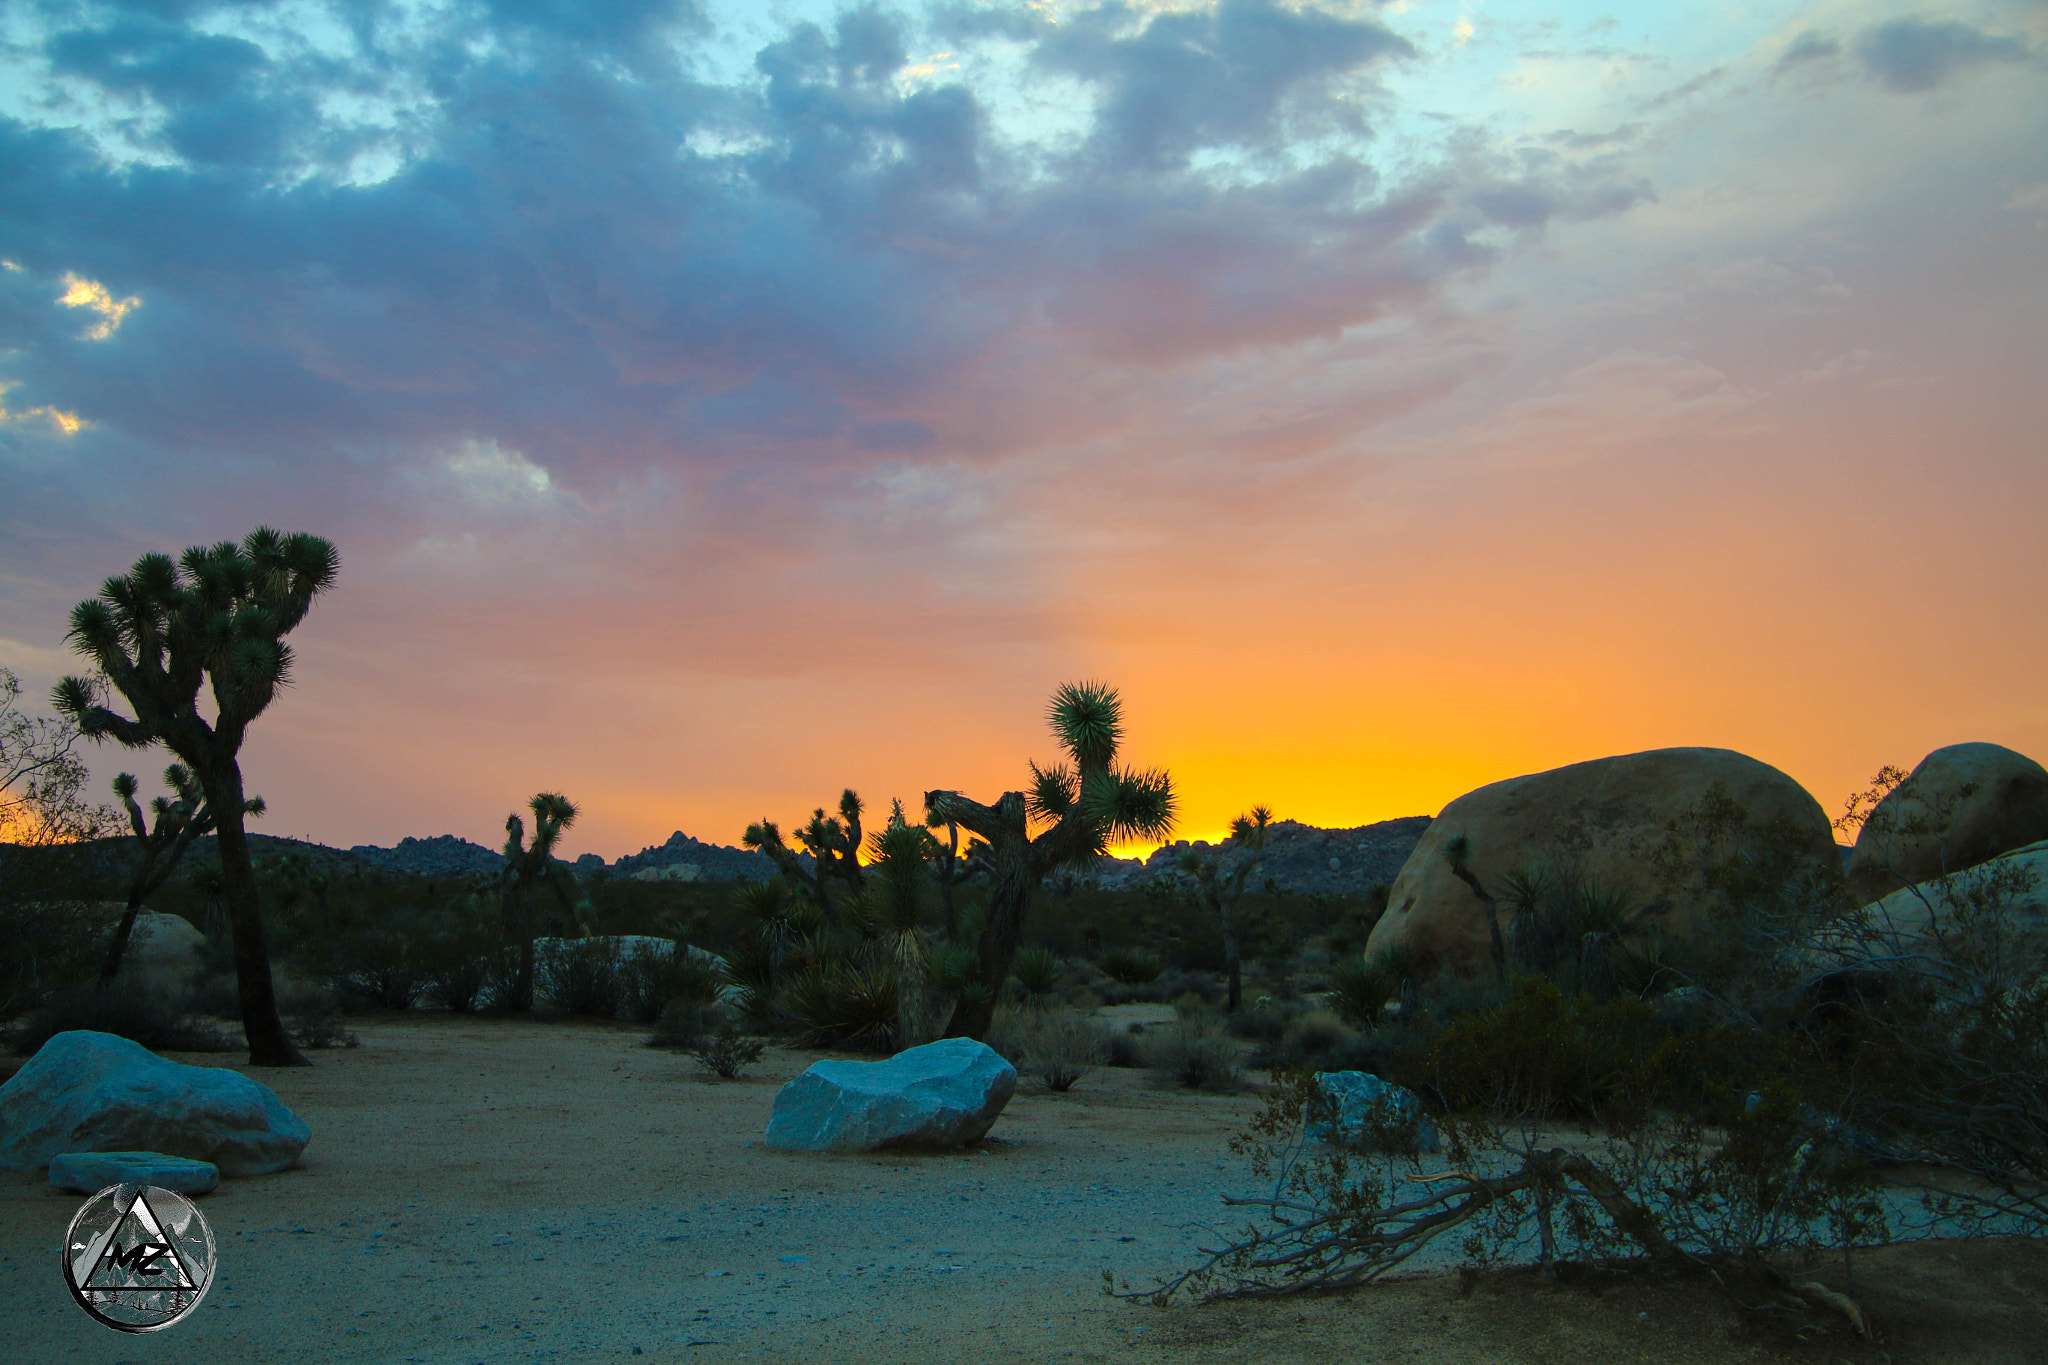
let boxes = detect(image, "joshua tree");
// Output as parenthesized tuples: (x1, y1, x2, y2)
(924, 808, 962, 939)
(55, 528, 339, 1066)
(499, 791, 584, 1012)
(925, 681, 1175, 1040)
(1179, 805, 1273, 1012)
(744, 788, 866, 922)
(99, 764, 264, 986)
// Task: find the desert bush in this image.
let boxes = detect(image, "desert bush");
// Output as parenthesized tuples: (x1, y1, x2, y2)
(1012, 946, 1062, 1000)
(1225, 997, 1294, 1045)
(690, 1021, 767, 1079)
(927, 943, 981, 995)
(1249, 1007, 1356, 1073)
(1143, 1008, 1242, 1090)
(617, 942, 721, 1025)
(1104, 1022, 1148, 1068)
(536, 936, 627, 1018)
(0, 898, 109, 1022)
(1020, 1009, 1108, 1091)
(1099, 946, 1163, 985)
(10, 984, 235, 1055)
(280, 983, 358, 1049)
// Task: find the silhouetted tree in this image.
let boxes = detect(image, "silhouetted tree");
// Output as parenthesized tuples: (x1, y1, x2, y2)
(55, 528, 339, 1066)
(99, 764, 264, 986)
(499, 792, 583, 1011)
(926, 681, 1175, 1040)
(744, 788, 866, 923)
(1180, 805, 1273, 1012)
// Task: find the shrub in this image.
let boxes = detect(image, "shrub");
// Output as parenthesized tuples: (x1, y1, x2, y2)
(1099, 946, 1162, 985)
(1013, 946, 1062, 999)
(618, 943, 722, 1025)
(1410, 976, 1672, 1123)
(1105, 1022, 1147, 1068)
(537, 936, 627, 1018)
(11, 985, 236, 1056)
(1021, 1010, 1107, 1091)
(689, 1021, 767, 1079)
(1250, 1007, 1358, 1073)
(927, 944, 981, 995)
(1143, 1009, 1242, 1089)
(1327, 945, 1413, 1027)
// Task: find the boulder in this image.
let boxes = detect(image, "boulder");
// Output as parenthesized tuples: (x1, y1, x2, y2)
(1365, 748, 1838, 981)
(1803, 840, 2048, 989)
(1312, 1071, 1440, 1155)
(48, 1151, 220, 1196)
(0, 1031, 310, 1176)
(113, 912, 210, 994)
(1846, 743, 2048, 905)
(763, 1038, 1017, 1153)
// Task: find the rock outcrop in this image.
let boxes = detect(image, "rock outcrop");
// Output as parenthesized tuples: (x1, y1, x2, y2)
(1365, 748, 1838, 981)
(763, 1038, 1016, 1153)
(1806, 839, 2048, 987)
(1095, 816, 1431, 897)
(0, 1031, 310, 1176)
(1846, 743, 2048, 906)
(111, 911, 210, 994)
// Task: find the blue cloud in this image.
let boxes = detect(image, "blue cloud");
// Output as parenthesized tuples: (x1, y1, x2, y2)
(1856, 18, 2031, 93)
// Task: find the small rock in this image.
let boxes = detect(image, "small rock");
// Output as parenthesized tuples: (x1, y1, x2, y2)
(48, 1150, 221, 1195)
(763, 1038, 1016, 1153)
(1312, 1071, 1441, 1155)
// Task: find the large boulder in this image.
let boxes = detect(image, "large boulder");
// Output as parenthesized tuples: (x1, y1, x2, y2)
(113, 912, 210, 994)
(0, 1031, 310, 1176)
(1804, 839, 2048, 988)
(1846, 743, 2048, 906)
(763, 1038, 1017, 1153)
(1365, 747, 1838, 981)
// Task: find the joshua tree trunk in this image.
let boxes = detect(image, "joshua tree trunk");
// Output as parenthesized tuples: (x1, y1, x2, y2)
(933, 792, 1036, 1041)
(98, 897, 149, 988)
(1221, 909, 1244, 1013)
(206, 766, 305, 1067)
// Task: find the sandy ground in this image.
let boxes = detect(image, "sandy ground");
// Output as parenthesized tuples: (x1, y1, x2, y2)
(3, 1014, 2044, 1365)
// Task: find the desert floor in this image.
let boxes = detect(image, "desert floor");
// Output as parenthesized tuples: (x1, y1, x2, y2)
(3, 1014, 2044, 1364)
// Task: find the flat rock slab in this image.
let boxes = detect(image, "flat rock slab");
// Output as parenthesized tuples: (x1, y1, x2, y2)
(0, 1031, 309, 1177)
(764, 1037, 1017, 1153)
(48, 1150, 220, 1195)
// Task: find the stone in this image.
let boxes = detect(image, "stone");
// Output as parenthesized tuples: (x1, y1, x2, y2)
(48, 1150, 220, 1195)
(112, 912, 210, 994)
(1846, 743, 2048, 905)
(763, 1038, 1017, 1153)
(1311, 1071, 1440, 1155)
(1803, 839, 2048, 989)
(0, 1031, 310, 1177)
(1366, 747, 1838, 981)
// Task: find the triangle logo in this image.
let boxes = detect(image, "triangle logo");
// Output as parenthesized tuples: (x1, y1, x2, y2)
(77, 1189, 200, 1293)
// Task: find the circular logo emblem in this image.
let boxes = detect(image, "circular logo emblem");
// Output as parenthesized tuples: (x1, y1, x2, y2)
(61, 1183, 217, 1333)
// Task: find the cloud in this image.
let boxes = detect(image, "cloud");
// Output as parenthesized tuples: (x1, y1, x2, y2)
(1855, 18, 2032, 94)
(1773, 28, 1840, 76)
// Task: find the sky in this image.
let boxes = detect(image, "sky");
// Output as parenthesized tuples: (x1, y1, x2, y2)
(0, 0, 2043, 861)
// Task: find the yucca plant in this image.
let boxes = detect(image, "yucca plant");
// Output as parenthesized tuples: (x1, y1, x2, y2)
(100, 763, 265, 986)
(55, 528, 338, 1065)
(1328, 944, 1416, 1028)
(782, 961, 900, 1051)
(925, 681, 1176, 1039)
(1013, 946, 1061, 1000)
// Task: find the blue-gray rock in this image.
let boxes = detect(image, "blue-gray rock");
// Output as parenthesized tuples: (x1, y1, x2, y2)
(763, 1038, 1017, 1153)
(48, 1150, 221, 1195)
(1312, 1070, 1441, 1155)
(0, 1032, 310, 1177)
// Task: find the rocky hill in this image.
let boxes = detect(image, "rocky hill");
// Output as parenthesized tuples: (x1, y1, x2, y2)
(1094, 815, 1430, 896)
(347, 834, 502, 878)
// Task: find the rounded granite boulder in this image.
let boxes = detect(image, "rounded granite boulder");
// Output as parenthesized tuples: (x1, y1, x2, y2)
(763, 1037, 1016, 1153)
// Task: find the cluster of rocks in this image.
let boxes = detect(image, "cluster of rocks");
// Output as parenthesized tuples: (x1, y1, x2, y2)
(346, 833, 503, 878)
(607, 830, 779, 884)
(1093, 815, 1431, 897)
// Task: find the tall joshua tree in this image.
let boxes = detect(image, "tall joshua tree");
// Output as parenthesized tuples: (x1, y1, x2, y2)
(100, 764, 265, 986)
(926, 681, 1175, 1040)
(56, 528, 338, 1066)
(500, 791, 581, 1011)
